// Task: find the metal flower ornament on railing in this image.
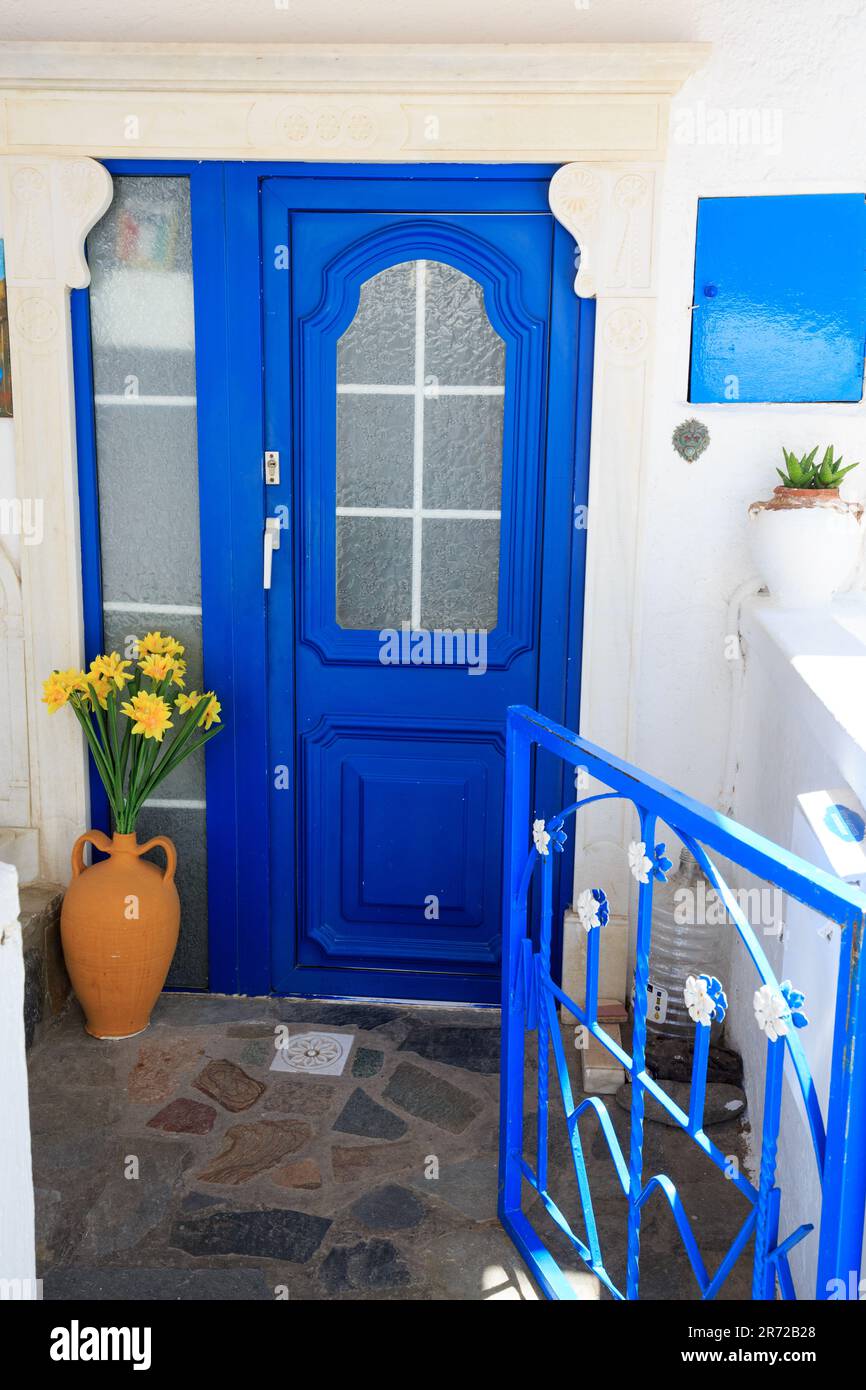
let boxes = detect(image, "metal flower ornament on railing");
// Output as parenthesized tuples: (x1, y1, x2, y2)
(754, 981, 808, 1041)
(576, 887, 610, 932)
(499, 705, 866, 1304)
(684, 973, 728, 1027)
(533, 817, 567, 857)
(627, 839, 673, 884)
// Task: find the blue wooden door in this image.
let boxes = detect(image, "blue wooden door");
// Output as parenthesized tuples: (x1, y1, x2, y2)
(262, 171, 585, 1003)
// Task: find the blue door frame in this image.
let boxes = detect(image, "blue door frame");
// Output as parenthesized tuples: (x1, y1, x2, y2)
(72, 160, 595, 1000)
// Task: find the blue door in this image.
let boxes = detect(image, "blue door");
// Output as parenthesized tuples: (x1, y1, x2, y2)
(261, 170, 587, 1003)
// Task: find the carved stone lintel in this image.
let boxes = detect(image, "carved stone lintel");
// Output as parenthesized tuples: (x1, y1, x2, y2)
(0, 156, 113, 881)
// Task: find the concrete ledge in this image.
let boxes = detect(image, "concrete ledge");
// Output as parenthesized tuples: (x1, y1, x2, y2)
(20, 883, 67, 1050)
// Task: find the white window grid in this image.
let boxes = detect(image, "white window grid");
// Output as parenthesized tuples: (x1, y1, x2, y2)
(336, 259, 503, 629)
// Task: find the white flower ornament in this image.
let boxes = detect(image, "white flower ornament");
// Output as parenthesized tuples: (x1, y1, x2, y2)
(754, 980, 808, 1042)
(684, 975, 715, 1027)
(628, 840, 653, 884)
(683, 973, 727, 1028)
(533, 818, 551, 856)
(753, 984, 789, 1041)
(576, 888, 605, 932)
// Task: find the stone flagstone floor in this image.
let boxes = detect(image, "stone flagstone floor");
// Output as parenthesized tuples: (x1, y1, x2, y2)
(29, 994, 755, 1301)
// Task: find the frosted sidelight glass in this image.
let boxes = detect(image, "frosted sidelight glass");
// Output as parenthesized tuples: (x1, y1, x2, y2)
(86, 175, 208, 989)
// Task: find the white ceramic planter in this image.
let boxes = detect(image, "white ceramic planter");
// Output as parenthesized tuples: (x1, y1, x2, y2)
(748, 488, 864, 608)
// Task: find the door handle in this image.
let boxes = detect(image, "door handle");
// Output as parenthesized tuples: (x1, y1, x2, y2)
(263, 516, 282, 590)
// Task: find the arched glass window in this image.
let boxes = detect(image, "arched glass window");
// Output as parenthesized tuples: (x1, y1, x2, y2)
(335, 259, 504, 631)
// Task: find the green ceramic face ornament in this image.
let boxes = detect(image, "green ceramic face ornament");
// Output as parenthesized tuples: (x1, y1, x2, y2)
(672, 418, 710, 463)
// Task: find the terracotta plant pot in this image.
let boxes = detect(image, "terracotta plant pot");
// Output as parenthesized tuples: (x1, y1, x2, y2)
(748, 485, 864, 608)
(61, 829, 180, 1039)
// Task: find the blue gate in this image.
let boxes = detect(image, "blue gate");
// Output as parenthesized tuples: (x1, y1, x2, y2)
(499, 706, 866, 1301)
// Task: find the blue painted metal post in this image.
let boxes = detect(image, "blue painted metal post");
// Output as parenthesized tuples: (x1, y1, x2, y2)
(536, 849, 555, 1194)
(499, 710, 531, 1222)
(816, 911, 866, 1298)
(625, 812, 657, 1301)
(752, 1034, 785, 1300)
(688, 1015, 711, 1135)
(585, 911, 600, 1025)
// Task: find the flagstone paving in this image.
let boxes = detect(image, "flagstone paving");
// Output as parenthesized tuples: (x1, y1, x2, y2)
(29, 994, 756, 1301)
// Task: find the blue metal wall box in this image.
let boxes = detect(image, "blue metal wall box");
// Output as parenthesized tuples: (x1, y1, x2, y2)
(690, 194, 866, 404)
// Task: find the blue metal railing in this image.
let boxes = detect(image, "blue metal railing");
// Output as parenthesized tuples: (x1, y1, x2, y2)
(499, 705, 866, 1301)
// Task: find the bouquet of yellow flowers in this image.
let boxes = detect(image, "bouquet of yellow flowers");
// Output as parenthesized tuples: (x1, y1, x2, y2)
(42, 631, 223, 833)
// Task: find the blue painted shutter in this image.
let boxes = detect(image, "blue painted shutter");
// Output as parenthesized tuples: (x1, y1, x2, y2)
(690, 194, 866, 403)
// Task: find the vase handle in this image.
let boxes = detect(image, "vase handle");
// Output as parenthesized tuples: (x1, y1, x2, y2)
(136, 835, 177, 885)
(70, 829, 114, 878)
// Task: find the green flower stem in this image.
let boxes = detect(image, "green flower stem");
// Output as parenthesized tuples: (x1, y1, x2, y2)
(69, 696, 122, 823)
(127, 699, 216, 816)
(105, 687, 124, 814)
(132, 725, 221, 814)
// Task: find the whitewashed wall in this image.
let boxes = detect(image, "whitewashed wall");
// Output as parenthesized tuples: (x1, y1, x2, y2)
(0, 203, 34, 872)
(632, 0, 866, 801)
(728, 607, 866, 1298)
(0, 862, 37, 1297)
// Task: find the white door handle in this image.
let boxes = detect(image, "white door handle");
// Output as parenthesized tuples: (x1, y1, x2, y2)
(263, 517, 282, 590)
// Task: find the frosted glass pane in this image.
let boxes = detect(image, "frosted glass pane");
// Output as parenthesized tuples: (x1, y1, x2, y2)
(337, 393, 414, 508)
(94, 403, 201, 607)
(425, 261, 505, 386)
(423, 395, 503, 511)
(137, 804, 208, 990)
(338, 263, 415, 385)
(337, 516, 412, 629)
(421, 519, 500, 630)
(87, 176, 201, 611)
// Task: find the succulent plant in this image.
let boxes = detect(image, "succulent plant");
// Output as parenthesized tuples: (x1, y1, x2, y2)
(777, 444, 860, 490)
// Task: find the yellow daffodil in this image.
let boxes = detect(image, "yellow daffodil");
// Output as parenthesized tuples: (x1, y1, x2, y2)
(41, 668, 84, 714)
(175, 689, 200, 714)
(137, 630, 183, 658)
(82, 676, 112, 710)
(139, 653, 175, 683)
(175, 689, 221, 729)
(200, 694, 221, 730)
(120, 691, 174, 742)
(91, 651, 133, 689)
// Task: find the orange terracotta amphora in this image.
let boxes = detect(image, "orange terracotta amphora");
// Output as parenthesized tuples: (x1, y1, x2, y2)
(60, 830, 180, 1039)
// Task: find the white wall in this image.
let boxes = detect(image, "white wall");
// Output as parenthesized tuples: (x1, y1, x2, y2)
(0, 862, 37, 1296)
(729, 605, 866, 1297)
(631, 0, 866, 804)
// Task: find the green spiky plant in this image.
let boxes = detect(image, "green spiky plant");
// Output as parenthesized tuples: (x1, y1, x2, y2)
(778, 445, 860, 490)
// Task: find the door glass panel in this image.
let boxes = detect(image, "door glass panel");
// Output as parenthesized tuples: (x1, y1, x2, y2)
(336, 516, 413, 629)
(424, 260, 505, 386)
(335, 258, 504, 634)
(336, 394, 414, 508)
(423, 395, 503, 511)
(85, 175, 208, 989)
(337, 262, 416, 385)
(421, 519, 500, 630)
